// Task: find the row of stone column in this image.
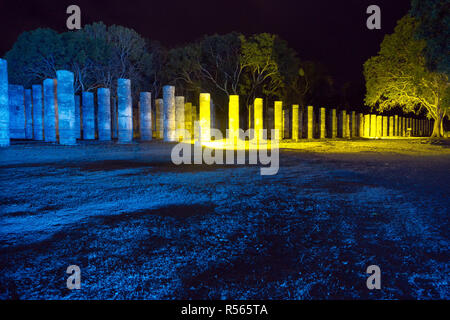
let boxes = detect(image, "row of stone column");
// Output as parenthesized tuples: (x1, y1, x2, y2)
(279, 105, 433, 140)
(0, 58, 434, 147)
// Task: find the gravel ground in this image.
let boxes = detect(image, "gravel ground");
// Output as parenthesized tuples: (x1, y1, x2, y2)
(0, 139, 448, 299)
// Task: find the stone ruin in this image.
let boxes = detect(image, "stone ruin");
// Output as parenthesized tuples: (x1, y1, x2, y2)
(0, 58, 434, 147)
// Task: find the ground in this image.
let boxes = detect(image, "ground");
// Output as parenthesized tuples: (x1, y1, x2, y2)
(0, 138, 448, 299)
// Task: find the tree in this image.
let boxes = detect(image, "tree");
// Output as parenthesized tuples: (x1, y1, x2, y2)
(364, 15, 449, 137)
(238, 33, 301, 112)
(410, 0, 450, 77)
(5, 28, 64, 87)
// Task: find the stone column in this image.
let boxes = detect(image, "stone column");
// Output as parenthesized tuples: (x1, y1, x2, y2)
(388, 116, 394, 136)
(43, 79, 57, 142)
(370, 114, 377, 138)
(292, 104, 299, 141)
(307, 105, 314, 139)
(155, 98, 163, 139)
(330, 109, 337, 138)
(185, 102, 192, 137)
(350, 111, 356, 137)
(192, 105, 198, 141)
(229, 95, 239, 143)
(56, 70, 76, 145)
(9, 85, 26, 139)
(401, 117, 405, 137)
(74, 95, 81, 139)
(254, 98, 263, 142)
(138, 92, 151, 141)
(175, 96, 185, 141)
(0, 59, 8, 146)
(32, 84, 44, 140)
(345, 112, 351, 138)
(274, 101, 282, 138)
(382, 116, 388, 137)
(358, 113, 364, 137)
(82, 91, 95, 140)
(163, 85, 175, 142)
(118, 78, 133, 143)
(320, 107, 326, 139)
(199, 93, 211, 142)
(376, 115, 382, 138)
(340, 110, 346, 138)
(25, 89, 33, 139)
(394, 115, 399, 136)
(98, 88, 111, 141)
(364, 115, 370, 137)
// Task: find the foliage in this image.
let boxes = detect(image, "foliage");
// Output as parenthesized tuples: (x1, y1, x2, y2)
(410, 0, 450, 77)
(5, 23, 161, 96)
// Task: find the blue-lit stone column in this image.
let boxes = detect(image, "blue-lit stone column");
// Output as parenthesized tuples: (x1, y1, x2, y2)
(97, 88, 111, 141)
(43, 79, 57, 142)
(9, 85, 25, 139)
(139, 92, 152, 141)
(25, 89, 33, 139)
(32, 84, 44, 140)
(82, 91, 95, 140)
(56, 70, 76, 145)
(118, 78, 133, 143)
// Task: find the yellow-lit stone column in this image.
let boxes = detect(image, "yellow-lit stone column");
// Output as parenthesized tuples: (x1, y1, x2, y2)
(192, 105, 198, 141)
(382, 116, 388, 137)
(155, 98, 163, 139)
(394, 115, 399, 136)
(185, 102, 192, 137)
(274, 101, 282, 138)
(370, 114, 377, 138)
(320, 107, 326, 139)
(199, 93, 211, 142)
(307, 106, 314, 139)
(364, 114, 370, 138)
(359, 113, 364, 137)
(340, 110, 347, 138)
(228, 95, 239, 144)
(351, 111, 356, 137)
(292, 105, 299, 141)
(389, 116, 394, 136)
(376, 115, 382, 138)
(402, 117, 406, 136)
(345, 113, 350, 138)
(254, 98, 263, 142)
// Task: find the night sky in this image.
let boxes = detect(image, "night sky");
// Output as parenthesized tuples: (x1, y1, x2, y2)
(0, 0, 412, 89)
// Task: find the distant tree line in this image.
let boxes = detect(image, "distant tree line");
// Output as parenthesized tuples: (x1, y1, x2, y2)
(4, 22, 345, 115)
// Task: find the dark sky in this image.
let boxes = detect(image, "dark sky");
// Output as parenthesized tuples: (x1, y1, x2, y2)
(0, 0, 411, 89)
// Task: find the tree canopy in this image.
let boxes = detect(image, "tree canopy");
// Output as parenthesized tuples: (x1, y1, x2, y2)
(364, 15, 449, 137)
(4, 23, 339, 117)
(410, 0, 450, 77)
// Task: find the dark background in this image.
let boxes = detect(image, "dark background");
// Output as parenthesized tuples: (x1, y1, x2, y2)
(0, 0, 411, 93)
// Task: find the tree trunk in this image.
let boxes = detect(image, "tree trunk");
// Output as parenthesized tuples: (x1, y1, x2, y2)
(431, 110, 444, 138)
